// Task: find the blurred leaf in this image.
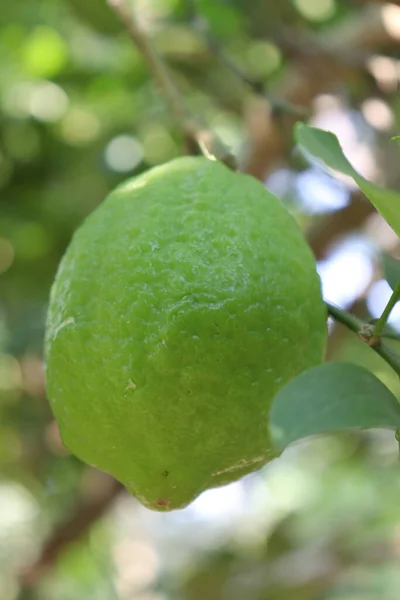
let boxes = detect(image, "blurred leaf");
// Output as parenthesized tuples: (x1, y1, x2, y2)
(270, 362, 400, 450)
(295, 123, 400, 237)
(66, 0, 121, 35)
(197, 1, 243, 38)
(383, 254, 400, 291)
(23, 27, 68, 78)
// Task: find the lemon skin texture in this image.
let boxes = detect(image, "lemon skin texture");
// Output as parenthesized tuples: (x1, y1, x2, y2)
(45, 157, 327, 511)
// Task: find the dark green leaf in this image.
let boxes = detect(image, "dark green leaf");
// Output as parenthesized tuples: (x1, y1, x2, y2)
(383, 254, 400, 292)
(295, 123, 400, 237)
(269, 362, 400, 450)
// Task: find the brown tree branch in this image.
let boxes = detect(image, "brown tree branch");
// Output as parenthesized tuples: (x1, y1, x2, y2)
(19, 474, 123, 590)
(307, 194, 376, 260)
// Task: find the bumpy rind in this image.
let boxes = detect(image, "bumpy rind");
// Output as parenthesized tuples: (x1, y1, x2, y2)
(45, 157, 327, 511)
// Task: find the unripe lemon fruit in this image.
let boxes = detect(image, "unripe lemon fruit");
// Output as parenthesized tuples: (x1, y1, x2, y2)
(45, 157, 326, 511)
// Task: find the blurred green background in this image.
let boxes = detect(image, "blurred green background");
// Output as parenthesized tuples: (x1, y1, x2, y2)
(1, 0, 400, 598)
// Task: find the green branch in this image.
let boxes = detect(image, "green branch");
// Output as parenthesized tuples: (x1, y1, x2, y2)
(373, 279, 400, 338)
(327, 302, 400, 377)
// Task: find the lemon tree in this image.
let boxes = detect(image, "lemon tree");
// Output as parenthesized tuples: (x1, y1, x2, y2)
(45, 157, 326, 511)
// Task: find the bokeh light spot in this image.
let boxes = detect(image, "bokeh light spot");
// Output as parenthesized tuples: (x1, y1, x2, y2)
(381, 4, 400, 40)
(361, 98, 394, 131)
(296, 168, 350, 214)
(0, 483, 37, 532)
(11, 222, 51, 261)
(23, 27, 68, 78)
(318, 238, 373, 307)
(141, 124, 178, 165)
(60, 107, 101, 145)
(294, 0, 336, 21)
(113, 540, 158, 597)
(189, 481, 246, 521)
(246, 41, 282, 79)
(367, 55, 400, 93)
(0, 238, 15, 274)
(29, 81, 69, 123)
(0, 354, 21, 393)
(105, 135, 143, 173)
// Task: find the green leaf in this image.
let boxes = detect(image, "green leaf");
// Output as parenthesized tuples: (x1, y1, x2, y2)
(383, 254, 400, 292)
(295, 123, 400, 237)
(269, 362, 400, 451)
(392, 136, 400, 142)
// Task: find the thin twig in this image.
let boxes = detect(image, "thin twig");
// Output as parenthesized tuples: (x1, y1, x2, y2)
(194, 16, 308, 118)
(107, 0, 236, 169)
(327, 302, 400, 377)
(108, 0, 186, 123)
(373, 279, 400, 339)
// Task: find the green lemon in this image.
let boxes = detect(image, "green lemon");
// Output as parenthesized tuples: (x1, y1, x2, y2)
(45, 157, 326, 511)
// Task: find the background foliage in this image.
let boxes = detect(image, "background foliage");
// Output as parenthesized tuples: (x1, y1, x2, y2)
(1, 0, 400, 598)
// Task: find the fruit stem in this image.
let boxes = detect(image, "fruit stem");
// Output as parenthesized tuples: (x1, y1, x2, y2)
(107, 0, 236, 169)
(326, 302, 400, 377)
